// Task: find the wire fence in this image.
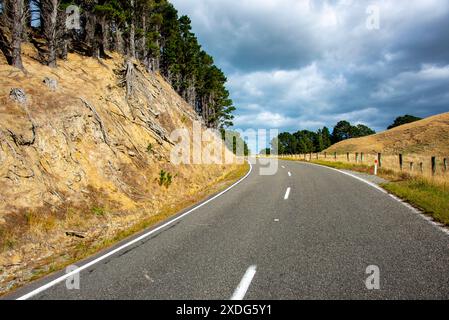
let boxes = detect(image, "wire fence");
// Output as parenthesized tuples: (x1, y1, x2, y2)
(277, 152, 449, 179)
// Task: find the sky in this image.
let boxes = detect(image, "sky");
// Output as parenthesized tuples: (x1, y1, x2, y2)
(171, 0, 449, 133)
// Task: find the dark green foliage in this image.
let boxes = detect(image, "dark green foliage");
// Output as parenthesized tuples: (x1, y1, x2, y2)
(332, 120, 376, 143)
(271, 121, 376, 155)
(387, 115, 422, 129)
(146, 142, 153, 153)
(352, 124, 376, 138)
(159, 169, 172, 188)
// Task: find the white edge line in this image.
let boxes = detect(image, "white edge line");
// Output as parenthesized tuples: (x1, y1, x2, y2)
(231, 265, 257, 300)
(17, 161, 253, 300)
(284, 187, 291, 200)
(296, 160, 449, 236)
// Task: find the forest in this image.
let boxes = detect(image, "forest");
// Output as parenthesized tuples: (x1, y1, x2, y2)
(0, 0, 235, 128)
(269, 120, 377, 155)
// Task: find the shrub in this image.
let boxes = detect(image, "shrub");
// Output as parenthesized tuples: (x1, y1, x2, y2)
(147, 143, 153, 154)
(159, 170, 173, 188)
(91, 207, 106, 217)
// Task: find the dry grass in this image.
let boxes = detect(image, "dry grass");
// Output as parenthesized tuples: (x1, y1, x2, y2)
(1, 162, 249, 295)
(283, 152, 448, 181)
(325, 112, 449, 156)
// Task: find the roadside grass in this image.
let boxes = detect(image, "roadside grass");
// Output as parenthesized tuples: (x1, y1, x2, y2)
(280, 157, 449, 227)
(382, 179, 449, 226)
(3, 162, 250, 295)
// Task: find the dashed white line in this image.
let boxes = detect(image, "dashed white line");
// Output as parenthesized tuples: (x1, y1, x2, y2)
(284, 187, 291, 200)
(288, 172, 292, 177)
(281, 166, 286, 169)
(231, 265, 257, 300)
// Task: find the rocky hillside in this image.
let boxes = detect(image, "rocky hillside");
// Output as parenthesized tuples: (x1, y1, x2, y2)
(0, 45, 242, 294)
(325, 112, 449, 155)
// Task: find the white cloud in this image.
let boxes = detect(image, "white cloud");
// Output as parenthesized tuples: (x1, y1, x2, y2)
(172, 0, 449, 131)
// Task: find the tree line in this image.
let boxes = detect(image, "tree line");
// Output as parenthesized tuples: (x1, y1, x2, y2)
(268, 120, 376, 155)
(0, 0, 235, 128)
(268, 114, 423, 155)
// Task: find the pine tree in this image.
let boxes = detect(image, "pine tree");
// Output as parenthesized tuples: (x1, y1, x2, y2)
(1, 0, 236, 128)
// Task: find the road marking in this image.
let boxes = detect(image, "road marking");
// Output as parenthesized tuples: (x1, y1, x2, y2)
(288, 171, 292, 177)
(284, 187, 291, 200)
(231, 265, 257, 300)
(281, 166, 285, 169)
(16, 162, 254, 300)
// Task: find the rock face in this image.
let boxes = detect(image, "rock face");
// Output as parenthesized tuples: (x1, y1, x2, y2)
(0, 53, 228, 218)
(0, 47, 239, 293)
(43, 77, 58, 91)
(9, 88, 27, 104)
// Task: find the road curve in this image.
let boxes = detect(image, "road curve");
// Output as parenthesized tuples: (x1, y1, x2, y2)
(7, 159, 449, 300)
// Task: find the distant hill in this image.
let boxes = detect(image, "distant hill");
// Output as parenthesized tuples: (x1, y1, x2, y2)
(325, 112, 449, 155)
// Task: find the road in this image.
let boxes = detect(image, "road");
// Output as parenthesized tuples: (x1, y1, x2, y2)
(8, 159, 449, 300)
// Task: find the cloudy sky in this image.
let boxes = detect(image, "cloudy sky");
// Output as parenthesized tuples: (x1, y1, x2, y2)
(172, 0, 449, 132)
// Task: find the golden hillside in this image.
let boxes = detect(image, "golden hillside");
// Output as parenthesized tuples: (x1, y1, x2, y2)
(0, 45, 242, 293)
(325, 112, 449, 156)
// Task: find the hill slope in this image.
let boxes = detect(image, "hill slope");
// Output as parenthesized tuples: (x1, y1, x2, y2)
(325, 112, 449, 155)
(0, 45, 242, 293)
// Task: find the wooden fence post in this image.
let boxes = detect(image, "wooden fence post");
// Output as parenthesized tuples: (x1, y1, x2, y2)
(377, 153, 382, 168)
(410, 162, 414, 172)
(346, 152, 350, 162)
(324, 152, 327, 159)
(420, 162, 423, 173)
(355, 152, 359, 163)
(361, 152, 364, 163)
(334, 152, 337, 160)
(431, 156, 436, 176)
(444, 158, 448, 172)
(399, 154, 403, 171)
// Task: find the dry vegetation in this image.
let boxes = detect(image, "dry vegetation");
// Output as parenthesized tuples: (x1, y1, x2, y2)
(0, 45, 247, 295)
(325, 112, 449, 155)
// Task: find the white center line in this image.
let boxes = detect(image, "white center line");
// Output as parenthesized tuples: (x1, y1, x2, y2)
(288, 172, 292, 177)
(231, 265, 257, 300)
(281, 166, 285, 169)
(284, 187, 291, 200)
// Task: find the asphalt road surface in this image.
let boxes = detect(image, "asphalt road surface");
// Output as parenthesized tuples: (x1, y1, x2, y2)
(8, 160, 449, 300)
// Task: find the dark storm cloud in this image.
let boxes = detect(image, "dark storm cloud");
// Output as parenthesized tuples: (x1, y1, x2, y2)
(172, 0, 449, 132)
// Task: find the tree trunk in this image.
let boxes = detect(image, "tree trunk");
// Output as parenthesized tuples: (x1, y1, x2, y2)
(141, 14, 147, 65)
(85, 12, 97, 57)
(11, 0, 25, 69)
(44, 0, 59, 67)
(114, 23, 124, 54)
(129, 0, 135, 58)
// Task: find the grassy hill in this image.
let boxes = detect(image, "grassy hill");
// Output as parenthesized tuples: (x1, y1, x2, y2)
(325, 112, 449, 156)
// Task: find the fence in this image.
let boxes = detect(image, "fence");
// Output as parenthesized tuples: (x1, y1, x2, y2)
(278, 152, 449, 178)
